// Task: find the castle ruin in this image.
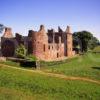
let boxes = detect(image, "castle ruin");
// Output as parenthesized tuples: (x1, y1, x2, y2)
(1, 25, 75, 61)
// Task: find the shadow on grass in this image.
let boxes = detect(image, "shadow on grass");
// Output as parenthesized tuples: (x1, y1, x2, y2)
(92, 67, 100, 70)
(20, 61, 36, 68)
(6, 57, 37, 69)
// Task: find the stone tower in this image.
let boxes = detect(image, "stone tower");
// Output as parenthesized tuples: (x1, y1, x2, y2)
(1, 27, 15, 57)
(32, 25, 48, 60)
(3, 27, 13, 38)
(66, 26, 73, 57)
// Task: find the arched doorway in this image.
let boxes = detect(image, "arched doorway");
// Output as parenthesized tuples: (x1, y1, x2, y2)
(1, 40, 15, 57)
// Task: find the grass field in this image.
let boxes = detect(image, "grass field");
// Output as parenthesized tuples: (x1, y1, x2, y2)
(0, 66, 100, 100)
(0, 52, 100, 100)
(41, 53, 100, 80)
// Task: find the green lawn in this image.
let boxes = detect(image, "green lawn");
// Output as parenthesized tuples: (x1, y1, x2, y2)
(0, 66, 100, 100)
(0, 53, 100, 99)
(41, 53, 100, 80)
(0, 53, 100, 81)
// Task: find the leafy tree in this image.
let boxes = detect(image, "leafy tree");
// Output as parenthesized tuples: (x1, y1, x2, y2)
(88, 36, 99, 50)
(73, 33, 79, 48)
(15, 44, 27, 58)
(73, 31, 98, 52)
(0, 24, 4, 33)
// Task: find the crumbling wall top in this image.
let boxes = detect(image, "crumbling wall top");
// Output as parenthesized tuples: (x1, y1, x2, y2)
(2, 27, 13, 38)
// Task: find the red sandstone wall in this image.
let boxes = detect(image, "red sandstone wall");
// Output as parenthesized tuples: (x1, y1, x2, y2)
(1, 26, 74, 60)
(66, 26, 73, 57)
(66, 33, 73, 57)
(32, 25, 65, 61)
(32, 25, 74, 61)
(32, 25, 48, 60)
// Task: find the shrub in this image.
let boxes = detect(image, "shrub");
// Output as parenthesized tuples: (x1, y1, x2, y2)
(15, 44, 27, 58)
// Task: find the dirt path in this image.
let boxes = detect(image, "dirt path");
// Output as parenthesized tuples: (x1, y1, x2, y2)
(0, 64, 100, 85)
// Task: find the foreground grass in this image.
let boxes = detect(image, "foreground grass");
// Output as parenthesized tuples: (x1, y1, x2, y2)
(0, 53, 100, 81)
(41, 53, 100, 80)
(0, 66, 100, 100)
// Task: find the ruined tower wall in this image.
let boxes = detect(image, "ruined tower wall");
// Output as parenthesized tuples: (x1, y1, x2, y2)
(32, 25, 49, 60)
(66, 26, 73, 57)
(1, 28, 18, 57)
(32, 25, 65, 61)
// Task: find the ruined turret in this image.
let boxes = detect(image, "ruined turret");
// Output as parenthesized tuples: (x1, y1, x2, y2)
(37, 25, 48, 42)
(32, 25, 48, 60)
(3, 27, 13, 38)
(39, 25, 45, 32)
(66, 26, 71, 33)
(66, 26, 73, 57)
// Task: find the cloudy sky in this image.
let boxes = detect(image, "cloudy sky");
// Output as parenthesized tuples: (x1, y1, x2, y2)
(0, 0, 100, 40)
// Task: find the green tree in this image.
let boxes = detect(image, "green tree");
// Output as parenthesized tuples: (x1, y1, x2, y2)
(88, 36, 99, 50)
(15, 44, 27, 58)
(73, 33, 79, 48)
(0, 24, 4, 33)
(73, 31, 98, 52)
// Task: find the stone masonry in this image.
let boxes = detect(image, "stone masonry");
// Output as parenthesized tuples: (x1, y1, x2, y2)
(1, 25, 75, 61)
